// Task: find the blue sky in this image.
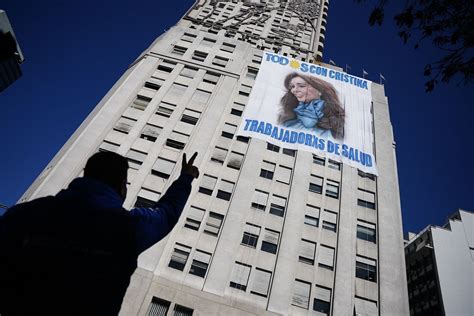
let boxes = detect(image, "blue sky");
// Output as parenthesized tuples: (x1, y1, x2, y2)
(1, 0, 472, 233)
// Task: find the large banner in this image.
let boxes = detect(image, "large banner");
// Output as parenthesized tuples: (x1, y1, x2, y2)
(237, 52, 377, 175)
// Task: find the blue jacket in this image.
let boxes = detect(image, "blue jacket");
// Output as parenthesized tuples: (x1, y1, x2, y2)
(0, 174, 193, 315)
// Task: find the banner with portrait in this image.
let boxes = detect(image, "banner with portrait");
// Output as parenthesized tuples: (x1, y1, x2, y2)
(237, 52, 377, 175)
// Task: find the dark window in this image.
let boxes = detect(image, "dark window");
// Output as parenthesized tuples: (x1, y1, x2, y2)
(147, 297, 170, 316)
(357, 224, 376, 243)
(283, 148, 296, 156)
(173, 305, 193, 316)
(204, 212, 224, 236)
(269, 204, 285, 217)
(313, 299, 330, 314)
(166, 138, 185, 150)
(231, 108, 243, 116)
(171, 45, 187, 56)
(313, 154, 325, 166)
(198, 187, 213, 195)
(358, 169, 376, 180)
(189, 260, 208, 277)
(168, 246, 190, 271)
(309, 183, 322, 194)
(260, 169, 274, 180)
(356, 261, 377, 282)
(242, 233, 258, 248)
(236, 135, 249, 143)
(216, 190, 232, 201)
(358, 199, 376, 210)
(267, 142, 280, 152)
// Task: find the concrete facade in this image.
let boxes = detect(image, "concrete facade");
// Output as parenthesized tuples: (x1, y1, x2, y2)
(405, 210, 474, 315)
(20, 1, 409, 315)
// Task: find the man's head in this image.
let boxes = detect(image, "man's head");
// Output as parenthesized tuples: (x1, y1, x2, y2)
(84, 152, 129, 200)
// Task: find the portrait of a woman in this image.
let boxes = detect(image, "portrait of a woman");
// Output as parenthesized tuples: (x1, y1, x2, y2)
(278, 72, 345, 140)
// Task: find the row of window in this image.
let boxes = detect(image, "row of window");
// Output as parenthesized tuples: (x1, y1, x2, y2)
(147, 297, 193, 316)
(241, 223, 279, 254)
(183, 206, 224, 237)
(229, 261, 272, 297)
(181, 32, 236, 53)
(292, 279, 331, 314)
(168, 243, 212, 279)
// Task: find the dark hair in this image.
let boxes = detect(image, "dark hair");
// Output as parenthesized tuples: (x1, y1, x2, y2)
(84, 152, 128, 194)
(278, 72, 345, 139)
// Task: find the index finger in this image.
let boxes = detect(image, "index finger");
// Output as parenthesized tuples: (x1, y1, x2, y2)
(188, 152, 198, 166)
(182, 153, 187, 167)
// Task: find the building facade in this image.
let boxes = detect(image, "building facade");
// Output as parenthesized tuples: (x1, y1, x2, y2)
(20, 0, 408, 315)
(405, 209, 473, 316)
(0, 10, 24, 92)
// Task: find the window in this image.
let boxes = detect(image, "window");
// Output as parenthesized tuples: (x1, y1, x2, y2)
(185, 206, 205, 231)
(322, 210, 337, 232)
(203, 71, 220, 84)
(147, 297, 170, 316)
(126, 149, 147, 170)
(211, 146, 228, 164)
(313, 154, 325, 166)
(99, 141, 119, 153)
(189, 250, 211, 278)
(305, 204, 320, 227)
(357, 221, 376, 243)
(199, 174, 217, 195)
(328, 159, 341, 170)
(239, 84, 252, 96)
(292, 279, 311, 309)
(230, 262, 251, 291)
(358, 189, 376, 210)
(140, 124, 162, 142)
(236, 135, 249, 143)
(227, 152, 244, 170)
(313, 286, 331, 315)
(325, 180, 339, 199)
(212, 56, 229, 67)
(251, 190, 269, 210)
(181, 32, 196, 43)
(251, 268, 272, 297)
(246, 67, 258, 80)
(166, 131, 189, 150)
(276, 165, 292, 184)
(241, 223, 260, 248)
(114, 116, 136, 134)
(261, 229, 279, 254)
(230, 102, 245, 117)
(309, 175, 323, 194)
(156, 102, 176, 118)
(204, 212, 224, 236)
(173, 305, 193, 316)
(181, 109, 200, 125)
(221, 42, 236, 53)
(260, 161, 275, 180)
(267, 142, 280, 152)
(356, 256, 377, 282)
(201, 37, 216, 47)
(134, 196, 155, 208)
(171, 45, 187, 56)
(221, 123, 237, 139)
(131, 95, 152, 110)
(282, 148, 296, 157)
(192, 50, 208, 62)
(318, 245, 335, 270)
(179, 66, 198, 79)
(168, 244, 191, 271)
(216, 179, 234, 201)
(157, 60, 176, 73)
(144, 80, 161, 91)
(358, 169, 376, 180)
(269, 195, 286, 217)
(299, 239, 316, 265)
(151, 157, 175, 179)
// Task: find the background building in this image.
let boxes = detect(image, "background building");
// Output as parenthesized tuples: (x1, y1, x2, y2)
(0, 10, 24, 92)
(20, 0, 408, 315)
(405, 209, 473, 316)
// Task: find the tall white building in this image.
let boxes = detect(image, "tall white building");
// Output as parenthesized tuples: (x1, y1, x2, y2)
(405, 209, 473, 316)
(20, 1, 409, 315)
